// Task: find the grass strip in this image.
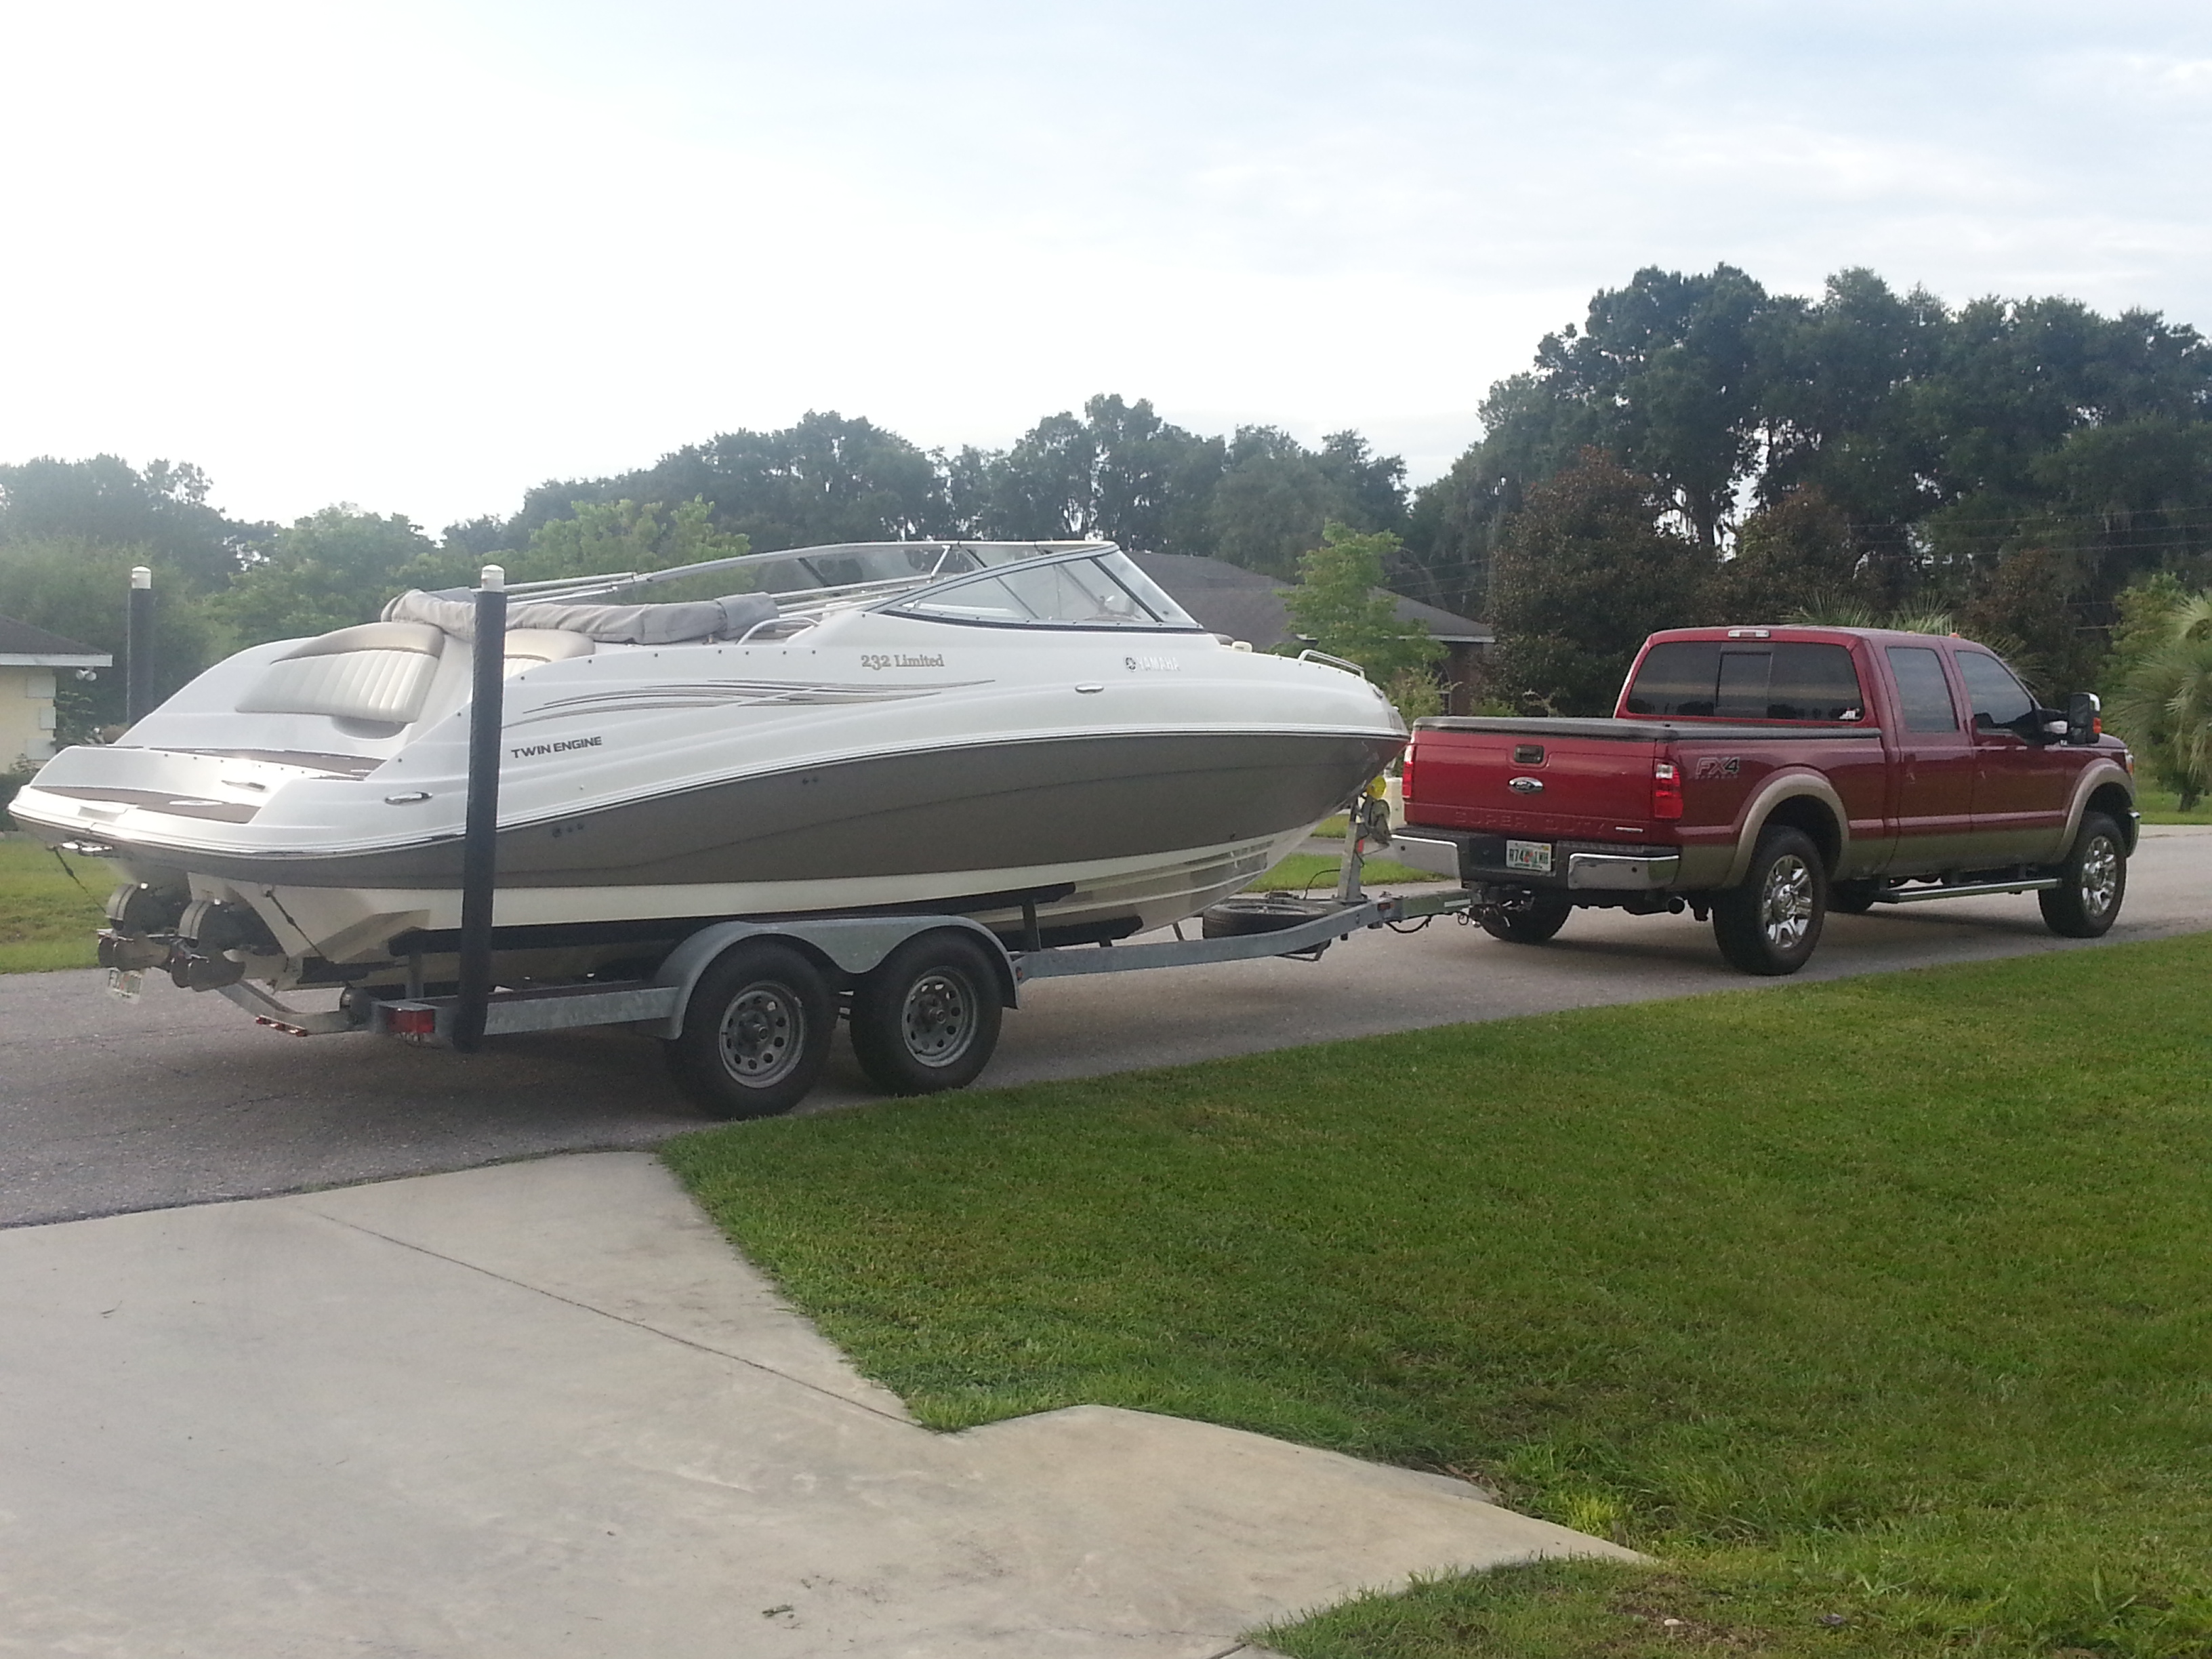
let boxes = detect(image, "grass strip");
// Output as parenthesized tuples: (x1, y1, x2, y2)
(0, 839, 106, 972)
(667, 935, 2212, 1658)
(2134, 785, 2212, 825)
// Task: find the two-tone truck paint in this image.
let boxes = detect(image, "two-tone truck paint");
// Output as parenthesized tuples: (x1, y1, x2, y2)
(1391, 626, 2139, 975)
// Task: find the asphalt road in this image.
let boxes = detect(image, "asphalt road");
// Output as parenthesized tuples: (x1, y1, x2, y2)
(5, 825, 2206, 1229)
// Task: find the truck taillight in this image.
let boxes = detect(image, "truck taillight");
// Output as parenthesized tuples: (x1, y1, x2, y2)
(1401, 747, 1416, 800)
(1652, 760, 1683, 821)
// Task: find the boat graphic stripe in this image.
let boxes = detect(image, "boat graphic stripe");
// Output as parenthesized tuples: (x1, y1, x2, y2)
(504, 678, 992, 729)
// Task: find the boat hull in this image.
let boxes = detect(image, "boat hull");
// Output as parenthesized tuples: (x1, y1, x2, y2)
(21, 728, 1401, 967)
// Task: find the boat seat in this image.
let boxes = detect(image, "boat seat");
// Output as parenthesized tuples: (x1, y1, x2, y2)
(384, 588, 778, 645)
(502, 629, 596, 674)
(237, 622, 445, 724)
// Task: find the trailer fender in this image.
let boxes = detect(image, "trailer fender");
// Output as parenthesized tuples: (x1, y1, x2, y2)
(651, 916, 1018, 1038)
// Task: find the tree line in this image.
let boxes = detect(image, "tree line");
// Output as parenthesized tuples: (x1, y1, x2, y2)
(5, 263, 2211, 794)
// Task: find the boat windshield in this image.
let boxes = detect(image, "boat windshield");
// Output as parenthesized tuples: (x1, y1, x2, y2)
(877, 550, 1202, 630)
(740, 543, 1013, 594)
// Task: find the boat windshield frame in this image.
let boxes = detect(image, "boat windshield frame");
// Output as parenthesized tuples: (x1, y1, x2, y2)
(867, 546, 1206, 633)
(489, 541, 1116, 608)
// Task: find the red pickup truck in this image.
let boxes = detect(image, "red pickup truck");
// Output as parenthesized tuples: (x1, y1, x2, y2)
(1391, 626, 2139, 975)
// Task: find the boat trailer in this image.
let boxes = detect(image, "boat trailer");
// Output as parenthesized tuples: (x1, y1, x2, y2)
(127, 568, 1459, 1117)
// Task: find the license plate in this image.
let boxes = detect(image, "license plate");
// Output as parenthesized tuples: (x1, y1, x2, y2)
(1505, 839, 1553, 874)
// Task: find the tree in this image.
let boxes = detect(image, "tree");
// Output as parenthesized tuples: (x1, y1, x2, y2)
(509, 412, 946, 553)
(507, 498, 749, 588)
(1487, 451, 1713, 715)
(0, 454, 270, 591)
(0, 537, 223, 730)
(1280, 523, 1441, 719)
(2108, 582, 2212, 806)
(1519, 264, 1771, 548)
(1207, 428, 1345, 577)
(1706, 487, 1868, 624)
(951, 394, 1227, 554)
(213, 506, 451, 646)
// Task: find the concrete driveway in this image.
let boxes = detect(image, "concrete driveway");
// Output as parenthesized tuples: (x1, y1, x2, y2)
(4, 825, 2207, 1229)
(0, 1153, 1632, 1658)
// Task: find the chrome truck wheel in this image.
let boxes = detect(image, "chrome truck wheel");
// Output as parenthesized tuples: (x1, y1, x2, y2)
(2039, 811, 2127, 939)
(1712, 827, 1827, 976)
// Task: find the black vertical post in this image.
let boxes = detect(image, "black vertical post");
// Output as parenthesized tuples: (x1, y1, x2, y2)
(125, 565, 155, 724)
(453, 565, 507, 1052)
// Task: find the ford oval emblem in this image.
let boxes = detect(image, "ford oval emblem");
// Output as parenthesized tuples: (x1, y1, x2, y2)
(1507, 776, 1544, 794)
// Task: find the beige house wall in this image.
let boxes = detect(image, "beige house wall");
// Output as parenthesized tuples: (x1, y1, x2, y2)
(1, 666, 60, 769)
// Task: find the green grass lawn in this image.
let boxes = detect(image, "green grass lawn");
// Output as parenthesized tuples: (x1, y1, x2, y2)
(0, 838, 106, 972)
(1247, 851, 1445, 892)
(2135, 784, 2212, 825)
(668, 935, 2212, 1658)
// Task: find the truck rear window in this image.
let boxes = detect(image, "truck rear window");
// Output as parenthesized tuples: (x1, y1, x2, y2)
(1625, 642, 1866, 721)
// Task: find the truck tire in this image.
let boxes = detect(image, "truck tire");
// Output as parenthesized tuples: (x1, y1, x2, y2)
(849, 931, 1004, 1097)
(2038, 811, 2127, 939)
(1478, 895, 1572, 945)
(665, 940, 834, 1119)
(1712, 827, 1826, 976)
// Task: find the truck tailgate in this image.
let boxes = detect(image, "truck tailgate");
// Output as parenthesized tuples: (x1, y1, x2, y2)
(1404, 719, 1664, 840)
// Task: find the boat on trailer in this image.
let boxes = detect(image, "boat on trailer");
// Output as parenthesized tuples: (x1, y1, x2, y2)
(13, 542, 1406, 1052)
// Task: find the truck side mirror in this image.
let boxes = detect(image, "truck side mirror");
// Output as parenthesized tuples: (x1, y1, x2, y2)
(2066, 691, 2102, 745)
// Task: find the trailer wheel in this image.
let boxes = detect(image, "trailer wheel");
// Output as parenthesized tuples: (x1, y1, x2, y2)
(850, 932, 1002, 1097)
(665, 941, 834, 1119)
(1712, 827, 1826, 976)
(2038, 811, 2126, 938)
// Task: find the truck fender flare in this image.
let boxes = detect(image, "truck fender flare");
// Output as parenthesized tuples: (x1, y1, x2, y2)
(2058, 760, 2139, 854)
(650, 915, 1017, 1039)
(1721, 771, 1851, 888)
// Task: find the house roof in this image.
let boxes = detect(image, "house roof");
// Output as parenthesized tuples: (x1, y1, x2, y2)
(1128, 552, 1491, 649)
(0, 614, 112, 667)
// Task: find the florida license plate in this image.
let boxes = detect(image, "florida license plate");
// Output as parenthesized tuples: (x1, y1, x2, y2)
(1504, 839, 1553, 874)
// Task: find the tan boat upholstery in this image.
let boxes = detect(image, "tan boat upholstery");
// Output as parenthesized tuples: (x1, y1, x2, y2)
(237, 623, 446, 724)
(502, 629, 597, 673)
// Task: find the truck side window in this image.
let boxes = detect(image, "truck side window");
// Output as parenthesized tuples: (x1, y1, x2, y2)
(1956, 650, 2033, 729)
(1885, 646, 1960, 732)
(1766, 644, 1864, 720)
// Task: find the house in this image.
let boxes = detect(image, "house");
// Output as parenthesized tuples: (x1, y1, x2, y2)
(1128, 552, 1492, 714)
(0, 615, 110, 771)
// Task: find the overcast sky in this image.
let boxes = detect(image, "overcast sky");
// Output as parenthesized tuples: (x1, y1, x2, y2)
(5, 1, 2209, 532)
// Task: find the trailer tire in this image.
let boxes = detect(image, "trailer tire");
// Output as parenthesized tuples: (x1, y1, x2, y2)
(665, 941, 834, 1119)
(1711, 826, 1826, 976)
(1200, 895, 1339, 938)
(850, 931, 1003, 1097)
(2038, 811, 2126, 938)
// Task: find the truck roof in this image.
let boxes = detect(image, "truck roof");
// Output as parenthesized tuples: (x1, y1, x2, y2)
(1641, 624, 1974, 647)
